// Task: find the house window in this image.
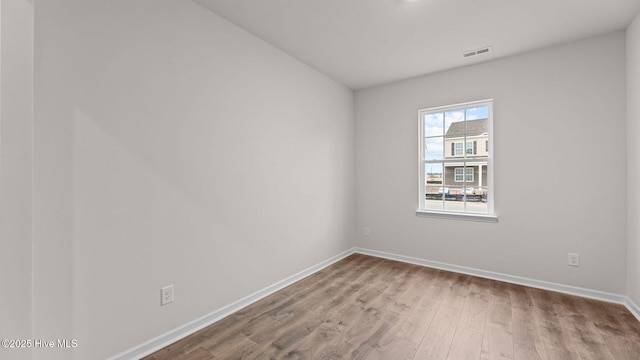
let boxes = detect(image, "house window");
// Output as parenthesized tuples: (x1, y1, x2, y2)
(455, 168, 473, 182)
(466, 141, 476, 155)
(418, 99, 496, 221)
(453, 141, 476, 156)
(454, 142, 463, 156)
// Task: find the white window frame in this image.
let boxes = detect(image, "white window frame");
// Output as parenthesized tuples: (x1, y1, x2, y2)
(417, 99, 497, 222)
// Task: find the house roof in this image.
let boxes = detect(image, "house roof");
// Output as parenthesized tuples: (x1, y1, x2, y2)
(445, 119, 489, 138)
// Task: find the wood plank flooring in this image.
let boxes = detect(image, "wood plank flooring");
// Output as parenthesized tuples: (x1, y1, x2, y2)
(142, 254, 640, 360)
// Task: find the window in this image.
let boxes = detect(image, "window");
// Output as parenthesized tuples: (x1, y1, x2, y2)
(455, 167, 473, 182)
(453, 141, 476, 156)
(454, 142, 463, 156)
(418, 99, 495, 221)
(466, 141, 476, 155)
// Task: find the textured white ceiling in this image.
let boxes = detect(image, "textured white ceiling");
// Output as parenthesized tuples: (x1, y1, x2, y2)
(195, 0, 640, 90)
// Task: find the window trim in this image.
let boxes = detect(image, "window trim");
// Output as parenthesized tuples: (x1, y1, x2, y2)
(417, 99, 496, 221)
(415, 210, 498, 222)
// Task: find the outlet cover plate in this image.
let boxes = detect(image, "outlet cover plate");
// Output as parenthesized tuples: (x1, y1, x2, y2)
(161, 285, 174, 306)
(568, 253, 580, 267)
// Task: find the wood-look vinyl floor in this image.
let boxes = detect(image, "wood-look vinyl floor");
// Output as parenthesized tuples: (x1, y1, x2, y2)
(142, 254, 640, 360)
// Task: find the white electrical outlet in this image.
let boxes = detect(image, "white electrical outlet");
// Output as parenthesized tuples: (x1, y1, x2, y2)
(568, 253, 580, 267)
(363, 227, 370, 236)
(161, 285, 174, 306)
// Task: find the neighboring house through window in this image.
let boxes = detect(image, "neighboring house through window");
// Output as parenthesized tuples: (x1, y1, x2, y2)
(418, 99, 495, 220)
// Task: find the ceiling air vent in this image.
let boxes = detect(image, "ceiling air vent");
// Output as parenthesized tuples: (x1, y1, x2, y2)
(463, 46, 492, 58)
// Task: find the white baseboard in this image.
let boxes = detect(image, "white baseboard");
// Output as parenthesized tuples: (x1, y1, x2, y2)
(107, 247, 357, 360)
(626, 297, 640, 322)
(355, 247, 635, 311)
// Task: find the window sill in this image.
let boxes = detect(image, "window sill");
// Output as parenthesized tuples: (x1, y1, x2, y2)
(415, 210, 498, 223)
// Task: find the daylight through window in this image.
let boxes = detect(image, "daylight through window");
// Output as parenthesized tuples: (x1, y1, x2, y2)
(418, 100, 494, 218)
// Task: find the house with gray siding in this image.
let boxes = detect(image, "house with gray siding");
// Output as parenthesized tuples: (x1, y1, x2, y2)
(443, 119, 489, 193)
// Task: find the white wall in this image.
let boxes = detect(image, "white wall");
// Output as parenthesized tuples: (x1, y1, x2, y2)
(355, 32, 627, 295)
(33, 1, 354, 359)
(0, 1, 33, 360)
(628, 13, 640, 308)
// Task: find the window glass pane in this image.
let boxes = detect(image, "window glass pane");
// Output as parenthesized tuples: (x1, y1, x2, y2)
(465, 106, 489, 120)
(465, 193, 487, 213)
(424, 113, 444, 137)
(424, 164, 444, 211)
(443, 165, 462, 212)
(466, 163, 488, 213)
(425, 137, 444, 161)
(444, 186, 465, 212)
(445, 118, 465, 157)
(443, 165, 455, 187)
(447, 120, 465, 139)
(445, 110, 464, 124)
(444, 114, 457, 135)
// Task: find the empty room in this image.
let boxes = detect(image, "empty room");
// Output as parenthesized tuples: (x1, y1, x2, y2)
(2, 0, 640, 359)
